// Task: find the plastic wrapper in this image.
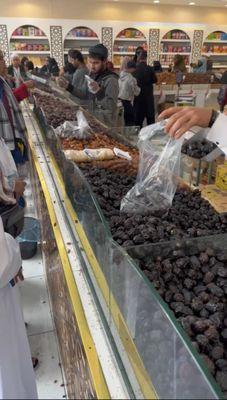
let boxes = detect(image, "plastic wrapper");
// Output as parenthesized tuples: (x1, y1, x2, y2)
(64, 148, 114, 163)
(55, 110, 92, 139)
(121, 121, 184, 215)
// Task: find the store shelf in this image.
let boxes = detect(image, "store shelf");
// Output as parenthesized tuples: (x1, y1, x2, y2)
(160, 52, 191, 55)
(202, 52, 227, 56)
(12, 50, 50, 54)
(115, 38, 145, 42)
(204, 39, 227, 44)
(113, 51, 135, 55)
(64, 50, 89, 55)
(161, 39, 191, 43)
(65, 36, 98, 41)
(11, 35, 47, 40)
(162, 64, 190, 68)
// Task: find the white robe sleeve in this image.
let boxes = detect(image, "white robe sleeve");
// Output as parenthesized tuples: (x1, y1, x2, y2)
(0, 217, 22, 288)
(206, 113, 227, 156)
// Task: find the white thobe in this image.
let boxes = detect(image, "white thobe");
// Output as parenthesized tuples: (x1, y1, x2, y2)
(0, 217, 38, 399)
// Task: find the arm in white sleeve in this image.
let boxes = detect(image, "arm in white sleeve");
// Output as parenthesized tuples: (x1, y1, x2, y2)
(0, 217, 21, 288)
(206, 113, 227, 155)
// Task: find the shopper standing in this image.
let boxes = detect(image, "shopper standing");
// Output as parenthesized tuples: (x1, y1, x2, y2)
(119, 58, 140, 126)
(40, 56, 59, 77)
(58, 44, 119, 126)
(133, 51, 157, 128)
(0, 216, 38, 399)
(59, 49, 88, 102)
(8, 54, 26, 88)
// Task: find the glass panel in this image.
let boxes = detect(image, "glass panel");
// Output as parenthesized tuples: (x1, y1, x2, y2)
(63, 157, 112, 287)
(109, 240, 221, 399)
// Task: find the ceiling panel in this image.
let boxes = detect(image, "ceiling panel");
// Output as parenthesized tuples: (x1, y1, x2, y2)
(98, 0, 227, 7)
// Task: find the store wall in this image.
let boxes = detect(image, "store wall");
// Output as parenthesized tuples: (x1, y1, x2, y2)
(1, 0, 227, 25)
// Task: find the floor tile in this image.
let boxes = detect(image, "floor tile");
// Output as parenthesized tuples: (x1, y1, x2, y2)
(29, 332, 66, 399)
(20, 276, 54, 336)
(22, 246, 44, 278)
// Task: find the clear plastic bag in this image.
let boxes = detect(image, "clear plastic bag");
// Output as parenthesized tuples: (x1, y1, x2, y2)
(55, 110, 92, 139)
(121, 121, 184, 215)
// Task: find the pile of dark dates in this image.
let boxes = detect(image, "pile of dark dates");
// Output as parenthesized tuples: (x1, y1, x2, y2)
(81, 165, 227, 247)
(182, 139, 217, 159)
(34, 92, 79, 128)
(140, 249, 227, 395)
(80, 164, 227, 395)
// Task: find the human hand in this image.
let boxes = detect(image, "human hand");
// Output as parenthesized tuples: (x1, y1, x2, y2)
(158, 107, 213, 139)
(14, 179, 26, 200)
(14, 267, 24, 283)
(88, 81, 100, 94)
(24, 80, 35, 90)
(57, 76, 69, 89)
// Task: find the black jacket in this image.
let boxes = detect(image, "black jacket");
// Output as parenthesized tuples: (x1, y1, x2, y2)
(133, 62, 157, 97)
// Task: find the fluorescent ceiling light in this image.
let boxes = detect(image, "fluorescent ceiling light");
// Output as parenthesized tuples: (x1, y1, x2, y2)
(189, 1, 195, 4)
(153, 0, 160, 3)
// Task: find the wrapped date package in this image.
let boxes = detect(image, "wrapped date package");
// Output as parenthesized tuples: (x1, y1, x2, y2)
(55, 110, 92, 139)
(121, 121, 184, 215)
(64, 148, 114, 163)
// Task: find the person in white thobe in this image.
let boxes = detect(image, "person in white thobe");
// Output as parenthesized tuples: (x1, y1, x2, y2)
(0, 217, 38, 399)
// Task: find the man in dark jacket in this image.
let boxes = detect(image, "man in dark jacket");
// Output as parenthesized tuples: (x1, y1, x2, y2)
(133, 51, 157, 128)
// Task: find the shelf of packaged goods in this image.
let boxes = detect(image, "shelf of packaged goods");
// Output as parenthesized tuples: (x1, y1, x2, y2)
(161, 64, 190, 68)
(161, 39, 191, 42)
(115, 38, 146, 42)
(65, 36, 99, 41)
(113, 52, 135, 55)
(204, 40, 227, 44)
(160, 52, 191, 55)
(11, 36, 48, 40)
(202, 52, 227, 56)
(11, 50, 50, 54)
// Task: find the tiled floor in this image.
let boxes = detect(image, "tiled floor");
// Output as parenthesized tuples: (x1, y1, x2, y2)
(19, 178, 66, 399)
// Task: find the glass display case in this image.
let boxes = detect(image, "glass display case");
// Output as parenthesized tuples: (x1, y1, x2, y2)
(26, 87, 226, 399)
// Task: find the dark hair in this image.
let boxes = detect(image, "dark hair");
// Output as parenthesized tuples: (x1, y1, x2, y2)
(127, 60, 136, 69)
(68, 49, 84, 63)
(25, 60, 34, 71)
(64, 62, 76, 74)
(138, 51, 147, 61)
(89, 44, 108, 61)
(21, 56, 29, 66)
(153, 60, 163, 72)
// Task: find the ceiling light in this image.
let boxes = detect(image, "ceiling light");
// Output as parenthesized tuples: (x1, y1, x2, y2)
(189, 2, 195, 4)
(154, 0, 160, 3)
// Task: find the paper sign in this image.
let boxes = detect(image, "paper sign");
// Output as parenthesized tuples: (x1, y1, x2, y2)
(207, 114, 227, 156)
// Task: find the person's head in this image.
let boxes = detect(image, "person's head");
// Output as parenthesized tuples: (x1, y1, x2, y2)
(153, 60, 162, 73)
(21, 56, 29, 67)
(24, 60, 34, 72)
(137, 50, 147, 63)
(134, 46, 144, 62)
(44, 57, 49, 66)
(0, 50, 7, 77)
(126, 60, 136, 73)
(68, 49, 84, 68)
(11, 54, 20, 68)
(120, 56, 131, 72)
(88, 44, 108, 74)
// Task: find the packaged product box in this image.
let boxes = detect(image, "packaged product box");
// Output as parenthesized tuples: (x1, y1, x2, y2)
(215, 162, 227, 191)
(29, 26, 35, 36)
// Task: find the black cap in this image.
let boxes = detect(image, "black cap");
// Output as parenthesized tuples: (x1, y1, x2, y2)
(127, 60, 136, 69)
(89, 44, 108, 60)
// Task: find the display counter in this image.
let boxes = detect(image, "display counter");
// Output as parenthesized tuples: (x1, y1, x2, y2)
(22, 87, 226, 399)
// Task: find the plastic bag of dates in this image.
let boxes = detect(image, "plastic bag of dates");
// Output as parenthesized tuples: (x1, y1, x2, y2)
(55, 110, 92, 140)
(121, 122, 184, 215)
